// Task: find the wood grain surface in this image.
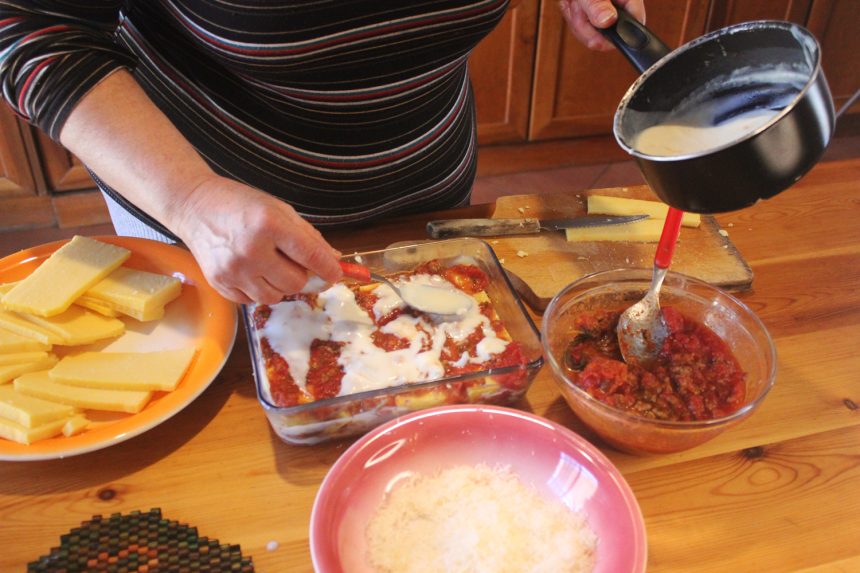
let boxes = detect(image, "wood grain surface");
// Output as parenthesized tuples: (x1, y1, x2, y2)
(485, 185, 754, 310)
(1, 158, 859, 572)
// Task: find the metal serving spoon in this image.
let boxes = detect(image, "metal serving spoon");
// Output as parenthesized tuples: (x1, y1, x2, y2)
(616, 207, 684, 365)
(339, 261, 474, 318)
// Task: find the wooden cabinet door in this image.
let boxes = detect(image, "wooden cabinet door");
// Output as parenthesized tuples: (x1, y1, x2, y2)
(470, 0, 539, 145)
(705, 0, 811, 28)
(0, 106, 39, 197)
(528, 1, 710, 142)
(806, 0, 860, 124)
(33, 130, 96, 192)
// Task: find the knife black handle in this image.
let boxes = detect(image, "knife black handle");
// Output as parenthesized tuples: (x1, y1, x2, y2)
(426, 218, 541, 238)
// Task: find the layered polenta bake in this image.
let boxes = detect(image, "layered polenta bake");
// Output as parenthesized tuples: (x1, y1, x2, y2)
(246, 253, 541, 444)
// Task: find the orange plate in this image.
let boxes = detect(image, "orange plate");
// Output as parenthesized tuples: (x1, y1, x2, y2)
(0, 236, 237, 461)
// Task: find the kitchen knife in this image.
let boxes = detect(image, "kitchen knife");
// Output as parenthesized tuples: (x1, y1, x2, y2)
(426, 214, 649, 239)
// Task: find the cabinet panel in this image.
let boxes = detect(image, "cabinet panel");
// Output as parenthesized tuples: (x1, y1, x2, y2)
(529, 1, 710, 141)
(470, 0, 539, 145)
(34, 130, 96, 192)
(706, 0, 811, 28)
(807, 0, 860, 121)
(0, 106, 39, 197)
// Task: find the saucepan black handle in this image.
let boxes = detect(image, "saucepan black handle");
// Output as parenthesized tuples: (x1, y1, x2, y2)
(599, 6, 671, 74)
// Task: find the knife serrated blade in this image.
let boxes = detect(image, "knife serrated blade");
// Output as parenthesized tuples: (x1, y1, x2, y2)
(426, 215, 648, 239)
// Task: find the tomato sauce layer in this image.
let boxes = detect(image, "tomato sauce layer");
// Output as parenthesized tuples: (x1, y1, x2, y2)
(565, 307, 746, 421)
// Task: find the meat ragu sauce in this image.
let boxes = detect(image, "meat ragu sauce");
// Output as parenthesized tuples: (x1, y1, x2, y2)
(565, 307, 746, 421)
(252, 261, 527, 407)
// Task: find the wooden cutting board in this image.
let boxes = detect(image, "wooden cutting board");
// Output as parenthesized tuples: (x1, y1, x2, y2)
(483, 185, 753, 311)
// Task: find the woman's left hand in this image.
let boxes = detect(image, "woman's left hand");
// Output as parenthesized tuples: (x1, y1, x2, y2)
(559, 0, 646, 51)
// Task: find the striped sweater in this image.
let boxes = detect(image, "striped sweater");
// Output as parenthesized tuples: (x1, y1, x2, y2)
(0, 1, 507, 233)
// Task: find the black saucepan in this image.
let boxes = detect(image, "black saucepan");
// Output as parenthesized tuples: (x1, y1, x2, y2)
(601, 10, 835, 213)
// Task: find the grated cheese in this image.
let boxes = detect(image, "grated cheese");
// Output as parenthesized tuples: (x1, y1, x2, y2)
(365, 464, 597, 573)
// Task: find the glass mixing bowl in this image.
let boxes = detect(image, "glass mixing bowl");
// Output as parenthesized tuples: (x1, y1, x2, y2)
(542, 268, 777, 455)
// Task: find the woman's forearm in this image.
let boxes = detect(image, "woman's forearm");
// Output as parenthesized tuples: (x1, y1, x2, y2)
(57, 68, 342, 303)
(58, 69, 216, 235)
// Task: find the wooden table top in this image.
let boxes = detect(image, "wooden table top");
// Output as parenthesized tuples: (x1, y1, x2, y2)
(2, 157, 859, 572)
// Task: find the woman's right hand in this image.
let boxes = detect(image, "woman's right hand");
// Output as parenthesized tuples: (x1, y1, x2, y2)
(170, 174, 343, 305)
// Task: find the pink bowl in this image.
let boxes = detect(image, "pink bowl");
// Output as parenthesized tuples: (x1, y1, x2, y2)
(310, 405, 647, 573)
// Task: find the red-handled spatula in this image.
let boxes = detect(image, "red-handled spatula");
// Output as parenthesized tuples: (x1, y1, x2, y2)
(616, 207, 685, 366)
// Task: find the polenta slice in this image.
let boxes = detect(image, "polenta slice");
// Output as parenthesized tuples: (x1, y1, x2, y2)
(0, 385, 76, 427)
(0, 310, 63, 344)
(586, 194, 701, 228)
(62, 414, 90, 437)
(14, 371, 152, 414)
(81, 267, 182, 322)
(0, 351, 50, 366)
(0, 354, 59, 384)
(566, 218, 669, 242)
(0, 414, 69, 445)
(74, 297, 119, 318)
(0, 328, 51, 353)
(2, 236, 130, 317)
(75, 294, 166, 322)
(16, 305, 125, 346)
(48, 348, 196, 392)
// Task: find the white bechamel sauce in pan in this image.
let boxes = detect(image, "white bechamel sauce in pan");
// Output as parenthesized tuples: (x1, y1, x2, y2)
(633, 107, 781, 156)
(260, 275, 508, 397)
(624, 66, 808, 158)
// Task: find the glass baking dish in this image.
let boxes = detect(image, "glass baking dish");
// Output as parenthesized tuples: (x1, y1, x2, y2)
(242, 238, 544, 445)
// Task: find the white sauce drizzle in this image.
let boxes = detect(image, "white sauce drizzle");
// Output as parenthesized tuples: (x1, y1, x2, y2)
(395, 273, 474, 316)
(260, 274, 509, 397)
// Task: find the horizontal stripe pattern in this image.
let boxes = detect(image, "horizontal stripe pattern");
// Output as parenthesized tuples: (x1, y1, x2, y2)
(0, 1, 507, 228)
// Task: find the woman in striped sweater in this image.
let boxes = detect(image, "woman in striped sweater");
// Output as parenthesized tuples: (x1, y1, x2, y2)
(0, 0, 644, 304)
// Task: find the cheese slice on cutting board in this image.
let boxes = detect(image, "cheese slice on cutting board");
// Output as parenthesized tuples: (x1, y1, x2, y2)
(0, 328, 51, 353)
(586, 195, 702, 228)
(80, 267, 182, 322)
(566, 218, 670, 242)
(0, 385, 76, 427)
(48, 347, 197, 392)
(1, 235, 130, 317)
(0, 354, 59, 384)
(15, 305, 125, 346)
(14, 371, 152, 413)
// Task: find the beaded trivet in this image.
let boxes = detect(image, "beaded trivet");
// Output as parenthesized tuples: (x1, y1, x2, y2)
(28, 508, 255, 572)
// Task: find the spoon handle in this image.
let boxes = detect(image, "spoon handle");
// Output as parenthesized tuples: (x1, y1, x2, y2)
(339, 261, 371, 283)
(654, 207, 684, 269)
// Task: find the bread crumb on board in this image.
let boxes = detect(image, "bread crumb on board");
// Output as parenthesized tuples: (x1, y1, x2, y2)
(516, 250, 528, 258)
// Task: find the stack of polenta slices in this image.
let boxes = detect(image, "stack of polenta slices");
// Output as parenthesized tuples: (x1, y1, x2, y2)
(0, 236, 196, 445)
